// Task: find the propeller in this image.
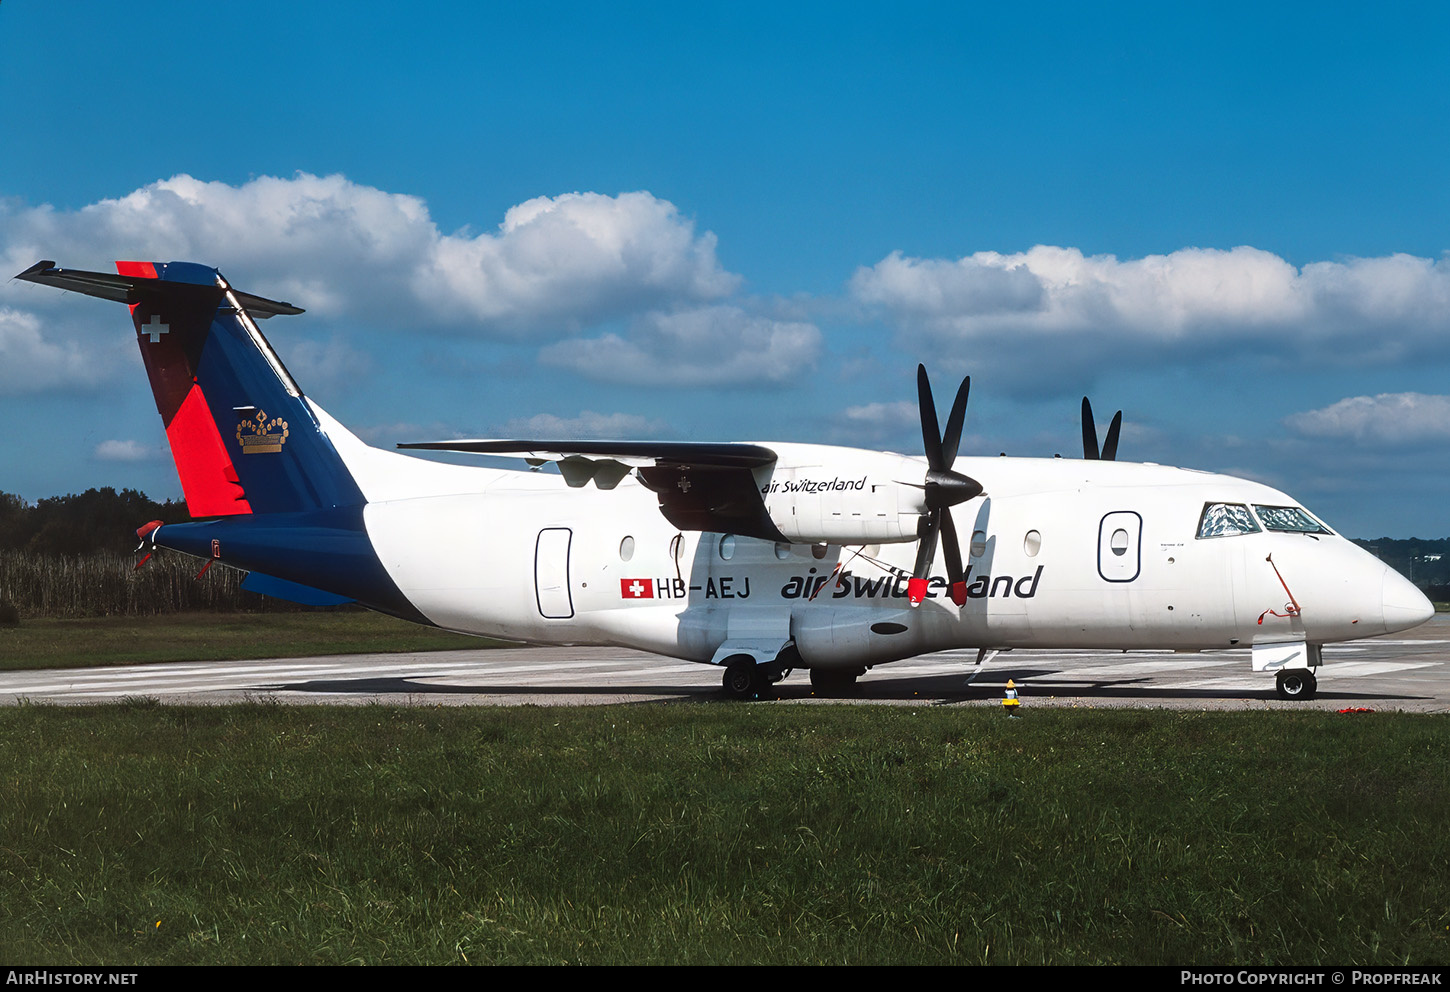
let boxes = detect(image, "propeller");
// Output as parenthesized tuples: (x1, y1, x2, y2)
(908, 365, 984, 608)
(1081, 397, 1122, 461)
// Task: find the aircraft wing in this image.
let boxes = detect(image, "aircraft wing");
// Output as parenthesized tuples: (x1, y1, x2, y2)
(398, 439, 776, 467)
(397, 439, 787, 540)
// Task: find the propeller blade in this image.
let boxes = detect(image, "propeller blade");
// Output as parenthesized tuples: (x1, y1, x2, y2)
(908, 509, 941, 607)
(940, 507, 968, 606)
(918, 365, 944, 471)
(1102, 410, 1122, 461)
(940, 376, 970, 467)
(1082, 396, 1100, 460)
(913, 366, 985, 606)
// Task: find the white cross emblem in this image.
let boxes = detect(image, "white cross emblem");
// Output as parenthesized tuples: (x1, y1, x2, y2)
(629, 581, 645, 597)
(141, 315, 170, 343)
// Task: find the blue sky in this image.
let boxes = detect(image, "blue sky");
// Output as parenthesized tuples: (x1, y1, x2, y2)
(1, 2, 1447, 537)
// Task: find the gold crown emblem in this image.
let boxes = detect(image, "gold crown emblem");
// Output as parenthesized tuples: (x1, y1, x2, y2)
(235, 409, 290, 454)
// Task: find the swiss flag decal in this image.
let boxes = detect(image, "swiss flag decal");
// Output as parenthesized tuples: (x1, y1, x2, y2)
(621, 578, 654, 599)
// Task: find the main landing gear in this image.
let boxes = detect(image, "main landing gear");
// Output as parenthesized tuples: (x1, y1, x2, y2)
(721, 655, 790, 700)
(1275, 669, 1318, 701)
(719, 649, 867, 700)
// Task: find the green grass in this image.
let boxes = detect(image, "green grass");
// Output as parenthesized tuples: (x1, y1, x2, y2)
(0, 704, 1446, 965)
(0, 611, 493, 670)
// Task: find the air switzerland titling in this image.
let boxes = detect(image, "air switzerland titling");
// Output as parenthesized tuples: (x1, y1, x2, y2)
(760, 476, 867, 495)
(619, 567, 1045, 602)
(781, 566, 1044, 600)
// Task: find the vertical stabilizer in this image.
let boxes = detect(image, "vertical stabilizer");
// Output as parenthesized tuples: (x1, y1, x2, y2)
(17, 260, 364, 517)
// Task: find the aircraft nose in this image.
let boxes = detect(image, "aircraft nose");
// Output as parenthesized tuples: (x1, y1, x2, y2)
(1382, 565, 1434, 634)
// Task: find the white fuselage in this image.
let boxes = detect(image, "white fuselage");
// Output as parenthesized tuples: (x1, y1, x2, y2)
(319, 406, 1430, 673)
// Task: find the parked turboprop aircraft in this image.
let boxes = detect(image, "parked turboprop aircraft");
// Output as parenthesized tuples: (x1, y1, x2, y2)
(16, 259, 1434, 700)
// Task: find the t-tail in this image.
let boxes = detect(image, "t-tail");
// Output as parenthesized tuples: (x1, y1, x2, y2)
(15, 260, 427, 620)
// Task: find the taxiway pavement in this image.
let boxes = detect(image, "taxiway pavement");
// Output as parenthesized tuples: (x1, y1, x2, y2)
(3, 616, 1448, 711)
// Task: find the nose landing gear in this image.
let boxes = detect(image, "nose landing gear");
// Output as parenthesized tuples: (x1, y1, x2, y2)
(1275, 668, 1318, 700)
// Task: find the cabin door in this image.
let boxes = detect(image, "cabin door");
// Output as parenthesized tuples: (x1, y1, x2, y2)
(534, 527, 575, 619)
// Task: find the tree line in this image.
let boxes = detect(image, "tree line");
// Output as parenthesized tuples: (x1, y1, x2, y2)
(0, 488, 190, 557)
(1351, 537, 1450, 602)
(0, 488, 307, 620)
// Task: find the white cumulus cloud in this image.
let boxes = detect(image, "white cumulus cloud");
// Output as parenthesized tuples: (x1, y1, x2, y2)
(498, 410, 671, 439)
(0, 308, 116, 394)
(416, 192, 739, 332)
(1285, 393, 1450, 444)
(2, 175, 738, 335)
(93, 439, 164, 462)
(829, 400, 922, 447)
(539, 306, 822, 386)
(0, 174, 759, 396)
(851, 245, 1450, 368)
(282, 335, 374, 393)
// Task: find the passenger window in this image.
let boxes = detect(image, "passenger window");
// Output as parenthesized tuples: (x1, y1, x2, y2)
(1197, 503, 1261, 539)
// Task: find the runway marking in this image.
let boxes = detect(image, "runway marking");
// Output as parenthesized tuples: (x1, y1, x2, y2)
(1312, 661, 1438, 678)
(0, 658, 717, 700)
(4, 620, 1449, 709)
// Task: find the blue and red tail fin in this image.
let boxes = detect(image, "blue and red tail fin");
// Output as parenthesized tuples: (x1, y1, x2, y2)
(17, 260, 364, 517)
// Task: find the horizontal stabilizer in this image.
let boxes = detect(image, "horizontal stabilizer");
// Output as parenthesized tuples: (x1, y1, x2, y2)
(397, 439, 778, 469)
(14, 261, 304, 317)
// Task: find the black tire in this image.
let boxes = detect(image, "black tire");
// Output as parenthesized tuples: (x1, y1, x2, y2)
(722, 658, 759, 700)
(1276, 669, 1318, 701)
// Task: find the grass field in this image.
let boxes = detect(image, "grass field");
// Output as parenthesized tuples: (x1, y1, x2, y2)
(0, 611, 493, 670)
(1, 703, 1446, 965)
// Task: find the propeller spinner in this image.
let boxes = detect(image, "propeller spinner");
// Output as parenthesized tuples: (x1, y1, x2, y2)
(908, 365, 984, 608)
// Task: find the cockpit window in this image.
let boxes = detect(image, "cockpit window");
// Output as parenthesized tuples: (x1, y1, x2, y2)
(1253, 505, 1331, 535)
(1197, 502, 1261, 539)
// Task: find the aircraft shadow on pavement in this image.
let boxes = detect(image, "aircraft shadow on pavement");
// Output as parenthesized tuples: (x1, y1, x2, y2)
(262, 666, 1429, 704)
(823, 668, 1427, 704)
(266, 676, 708, 699)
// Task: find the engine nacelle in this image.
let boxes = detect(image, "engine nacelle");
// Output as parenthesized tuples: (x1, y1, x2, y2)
(754, 443, 928, 544)
(792, 605, 926, 667)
